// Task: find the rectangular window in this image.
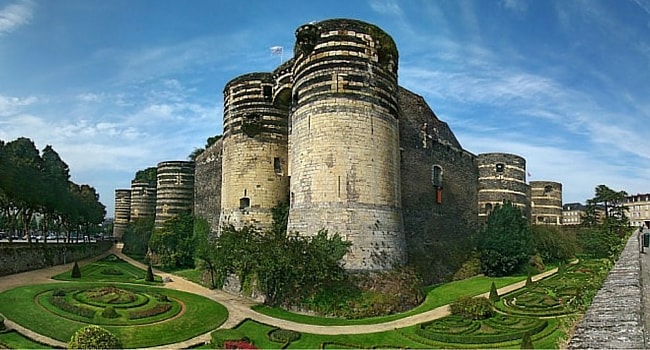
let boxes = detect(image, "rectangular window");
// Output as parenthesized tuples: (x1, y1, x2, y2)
(274, 157, 282, 174)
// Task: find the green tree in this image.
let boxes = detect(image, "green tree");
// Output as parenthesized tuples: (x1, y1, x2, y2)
(193, 216, 219, 288)
(530, 225, 577, 263)
(592, 185, 629, 228)
(121, 217, 154, 257)
(40, 145, 71, 241)
(478, 202, 532, 276)
(133, 167, 157, 184)
(149, 213, 195, 268)
(68, 325, 122, 349)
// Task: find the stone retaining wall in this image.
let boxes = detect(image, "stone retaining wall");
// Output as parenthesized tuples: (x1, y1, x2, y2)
(568, 232, 645, 349)
(0, 242, 112, 276)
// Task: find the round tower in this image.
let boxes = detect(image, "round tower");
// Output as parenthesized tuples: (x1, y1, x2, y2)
(530, 181, 563, 225)
(477, 153, 530, 219)
(113, 189, 131, 240)
(129, 180, 156, 221)
(287, 19, 405, 271)
(219, 72, 290, 230)
(154, 161, 195, 229)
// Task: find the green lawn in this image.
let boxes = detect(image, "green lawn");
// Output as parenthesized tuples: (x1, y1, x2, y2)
(252, 274, 527, 326)
(0, 283, 228, 348)
(0, 330, 52, 349)
(52, 254, 163, 284)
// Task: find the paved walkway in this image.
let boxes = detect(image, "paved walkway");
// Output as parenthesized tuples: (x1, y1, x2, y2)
(0, 244, 562, 348)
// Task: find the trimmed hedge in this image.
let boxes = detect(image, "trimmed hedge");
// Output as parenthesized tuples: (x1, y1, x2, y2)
(268, 328, 300, 343)
(450, 296, 494, 320)
(210, 329, 249, 348)
(416, 319, 548, 344)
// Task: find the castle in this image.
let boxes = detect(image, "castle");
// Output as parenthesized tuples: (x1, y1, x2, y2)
(114, 18, 563, 283)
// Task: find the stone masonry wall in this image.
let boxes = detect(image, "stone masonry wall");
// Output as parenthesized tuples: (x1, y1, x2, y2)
(287, 19, 405, 271)
(398, 87, 479, 284)
(477, 153, 530, 219)
(194, 139, 222, 234)
(530, 180, 563, 225)
(568, 232, 645, 349)
(0, 241, 112, 276)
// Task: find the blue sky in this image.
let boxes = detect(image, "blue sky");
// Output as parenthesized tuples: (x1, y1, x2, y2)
(1, 0, 649, 217)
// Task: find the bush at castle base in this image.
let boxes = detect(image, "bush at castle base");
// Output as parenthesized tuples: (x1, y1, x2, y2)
(68, 325, 122, 349)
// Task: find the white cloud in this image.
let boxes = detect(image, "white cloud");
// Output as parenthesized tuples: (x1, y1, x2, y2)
(501, 0, 528, 12)
(368, 0, 404, 17)
(0, 0, 33, 35)
(0, 94, 38, 116)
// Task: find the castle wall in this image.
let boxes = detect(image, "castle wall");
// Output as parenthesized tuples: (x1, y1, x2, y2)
(194, 139, 223, 234)
(113, 189, 131, 240)
(154, 161, 195, 230)
(129, 181, 156, 221)
(530, 180, 563, 225)
(219, 73, 289, 231)
(287, 19, 405, 271)
(477, 153, 530, 219)
(398, 87, 479, 284)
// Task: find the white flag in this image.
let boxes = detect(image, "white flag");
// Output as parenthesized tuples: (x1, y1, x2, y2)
(270, 46, 283, 55)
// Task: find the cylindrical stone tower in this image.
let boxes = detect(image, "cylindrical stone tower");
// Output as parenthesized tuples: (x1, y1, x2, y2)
(477, 153, 530, 219)
(113, 189, 131, 240)
(219, 72, 290, 230)
(129, 180, 156, 221)
(287, 19, 405, 271)
(154, 161, 195, 229)
(530, 181, 563, 225)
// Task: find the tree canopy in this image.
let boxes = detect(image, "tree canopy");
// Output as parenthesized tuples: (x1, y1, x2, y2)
(477, 202, 532, 276)
(0, 137, 105, 241)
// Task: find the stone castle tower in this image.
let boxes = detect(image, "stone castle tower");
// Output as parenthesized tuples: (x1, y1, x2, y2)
(477, 153, 531, 220)
(286, 19, 405, 270)
(219, 73, 289, 230)
(154, 161, 195, 229)
(530, 181, 563, 225)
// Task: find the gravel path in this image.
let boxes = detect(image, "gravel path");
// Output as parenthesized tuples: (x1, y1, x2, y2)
(0, 243, 561, 348)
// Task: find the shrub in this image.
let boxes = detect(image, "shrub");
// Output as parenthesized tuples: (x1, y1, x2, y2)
(525, 271, 534, 288)
(128, 303, 172, 319)
(268, 329, 300, 343)
(100, 268, 124, 275)
(102, 306, 120, 319)
(0, 315, 5, 331)
(450, 296, 494, 320)
(521, 331, 535, 349)
(528, 253, 545, 274)
(211, 329, 248, 348)
(71, 262, 81, 278)
(50, 296, 96, 319)
(146, 264, 155, 282)
(223, 340, 258, 349)
(489, 282, 499, 302)
(52, 289, 66, 297)
(68, 325, 122, 349)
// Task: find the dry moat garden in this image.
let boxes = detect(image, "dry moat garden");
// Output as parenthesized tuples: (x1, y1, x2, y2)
(0, 251, 615, 349)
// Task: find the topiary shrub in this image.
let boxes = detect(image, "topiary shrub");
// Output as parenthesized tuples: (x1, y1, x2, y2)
(489, 282, 500, 302)
(71, 261, 81, 278)
(68, 325, 121, 349)
(268, 328, 300, 343)
(53, 289, 66, 297)
(450, 296, 494, 320)
(525, 271, 534, 288)
(146, 264, 155, 282)
(0, 315, 5, 332)
(102, 306, 120, 319)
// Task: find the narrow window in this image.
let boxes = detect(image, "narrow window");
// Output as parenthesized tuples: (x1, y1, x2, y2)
(239, 197, 250, 210)
(274, 157, 282, 174)
(262, 85, 272, 101)
(495, 163, 505, 173)
(485, 203, 493, 215)
(544, 185, 553, 194)
(432, 165, 443, 187)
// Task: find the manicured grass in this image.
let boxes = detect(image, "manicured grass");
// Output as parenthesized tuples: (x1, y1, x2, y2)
(227, 318, 566, 349)
(52, 254, 163, 284)
(0, 330, 52, 349)
(0, 283, 228, 348)
(252, 274, 527, 326)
